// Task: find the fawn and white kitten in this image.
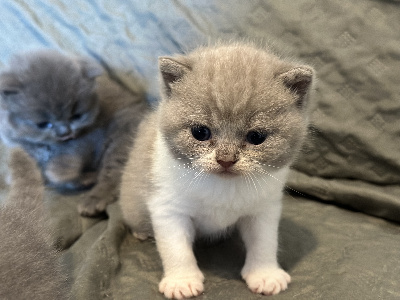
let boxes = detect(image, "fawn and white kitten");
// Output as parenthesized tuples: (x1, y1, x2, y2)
(119, 43, 314, 298)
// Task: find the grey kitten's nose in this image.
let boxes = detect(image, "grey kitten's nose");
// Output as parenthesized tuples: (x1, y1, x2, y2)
(55, 124, 72, 137)
(217, 160, 237, 169)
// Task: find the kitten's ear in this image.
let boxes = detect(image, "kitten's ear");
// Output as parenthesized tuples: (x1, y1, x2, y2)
(77, 58, 103, 79)
(0, 72, 22, 98)
(159, 57, 191, 97)
(278, 66, 314, 108)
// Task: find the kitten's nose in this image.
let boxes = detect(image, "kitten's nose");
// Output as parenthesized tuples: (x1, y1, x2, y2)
(217, 160, 237, 169)
(55, 124, 72, 137)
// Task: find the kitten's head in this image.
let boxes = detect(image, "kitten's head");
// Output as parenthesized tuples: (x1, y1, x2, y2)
(0, 50, 103, 144)
(158, 43, 314, 177)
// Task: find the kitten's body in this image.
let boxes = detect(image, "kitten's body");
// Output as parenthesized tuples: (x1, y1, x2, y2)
(119, 43, 314, 298)
(0, 50, 146, 216)
(0, 148, 70, 300)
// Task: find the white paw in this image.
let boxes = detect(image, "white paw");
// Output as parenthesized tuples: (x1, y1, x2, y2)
(243, 268, 291, 295)
(159, 272, 204, 299)
(133, 231, 149, 241)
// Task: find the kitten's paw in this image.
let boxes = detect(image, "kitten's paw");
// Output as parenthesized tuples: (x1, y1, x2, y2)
(78, 195, 109, 217)
(242, 268, 291, 295)
(45, 167, 79, 184)
(159, 272, 204, 299)
(133, 231, 150, 241)
(79, 172, 98, 187)
(45, 155, 82, 184)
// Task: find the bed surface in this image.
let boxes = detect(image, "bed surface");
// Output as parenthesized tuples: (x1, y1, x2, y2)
(0, 1, 399, 299)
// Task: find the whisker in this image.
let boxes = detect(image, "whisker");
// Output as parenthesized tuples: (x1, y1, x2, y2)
(247, 171, 261, 199)
(256, 168, 306, 198)
(248, 157, 281, 169)
(187, 169, 204, 190)
(243, 173, 252, 194)
(197, 170, 209, 188)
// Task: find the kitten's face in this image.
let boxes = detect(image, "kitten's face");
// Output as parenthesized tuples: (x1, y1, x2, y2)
(158, 45, 313, 177)
(0, 50, 102, 144)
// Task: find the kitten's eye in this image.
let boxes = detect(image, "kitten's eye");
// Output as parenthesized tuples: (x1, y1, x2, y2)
(191, 126, 211, 141)
(246, 131, 267, 145)
(2, 90, 19, 96)
(37, 122, 53, 129)
(71, 113, 82, 121)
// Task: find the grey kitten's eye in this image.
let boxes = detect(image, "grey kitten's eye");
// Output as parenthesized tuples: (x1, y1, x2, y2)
(191, 126, 211, 141)
(2, 90, 19, 96)
(246, 131, 267, 145)
(37, 122, 53, 129)
(71, 113, 82, 121)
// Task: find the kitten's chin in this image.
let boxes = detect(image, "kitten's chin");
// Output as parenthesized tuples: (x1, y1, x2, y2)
(57, 133, 78, 142)
(58, 135, 76, 142)
(215, 169, 240, 178)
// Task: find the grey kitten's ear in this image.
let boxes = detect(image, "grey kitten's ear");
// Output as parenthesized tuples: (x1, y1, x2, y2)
(77, 58, 103, 79)
(278, 66, 314, 108)
(159, 57, 191, 97)
(0, 72, 22, 97)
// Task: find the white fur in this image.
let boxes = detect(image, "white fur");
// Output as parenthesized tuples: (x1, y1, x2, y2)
(147, 131, 291, 299)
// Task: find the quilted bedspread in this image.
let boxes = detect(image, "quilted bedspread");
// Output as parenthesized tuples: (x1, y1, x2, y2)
(0, 1, 399, 299)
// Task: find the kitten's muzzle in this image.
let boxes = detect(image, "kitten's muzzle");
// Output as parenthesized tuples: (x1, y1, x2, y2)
(55, 124, 75, 141)
(216, 159, 240, 176)
(217, 159, 237, 169)
(58, 134, 75, 141)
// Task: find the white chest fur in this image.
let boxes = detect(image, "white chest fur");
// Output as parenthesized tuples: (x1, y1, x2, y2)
(149, 133, 289, 236)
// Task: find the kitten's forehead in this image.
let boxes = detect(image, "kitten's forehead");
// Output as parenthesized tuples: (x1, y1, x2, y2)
(8, 52, 97, 113)
(24, 59, 80, 91)
(178, 46, 292, 122)
(190, 45, 283, 79)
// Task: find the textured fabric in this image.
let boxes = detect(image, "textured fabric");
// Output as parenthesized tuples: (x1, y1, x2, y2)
(112, 195, 400, 300)
(281, 0, 400, 223)
(0, 0, 399, 299)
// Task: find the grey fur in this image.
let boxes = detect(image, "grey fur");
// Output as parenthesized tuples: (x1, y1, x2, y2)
(0, 148, 70, 300)
(0, 50, 147, 216)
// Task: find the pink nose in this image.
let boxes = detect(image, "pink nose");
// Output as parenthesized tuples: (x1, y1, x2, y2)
(217, 160, 236, 169)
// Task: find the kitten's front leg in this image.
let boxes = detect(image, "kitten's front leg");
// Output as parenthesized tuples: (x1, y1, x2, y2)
(151, 209, 204, 299)
(238, 204, 291, 296)
(78, 135, 130, 216)
(45, 155, 94, 190)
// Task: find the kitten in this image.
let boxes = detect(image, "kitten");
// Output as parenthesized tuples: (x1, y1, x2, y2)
(119, 43, 314, 298)
(0, 148, 70, 300)
(0, 50, 146, 216)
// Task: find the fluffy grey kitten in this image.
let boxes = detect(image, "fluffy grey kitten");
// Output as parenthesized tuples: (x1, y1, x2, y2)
(119, 43, 314, 298)
(0, 50, 146, 216)
(0, 148, 70, 300)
